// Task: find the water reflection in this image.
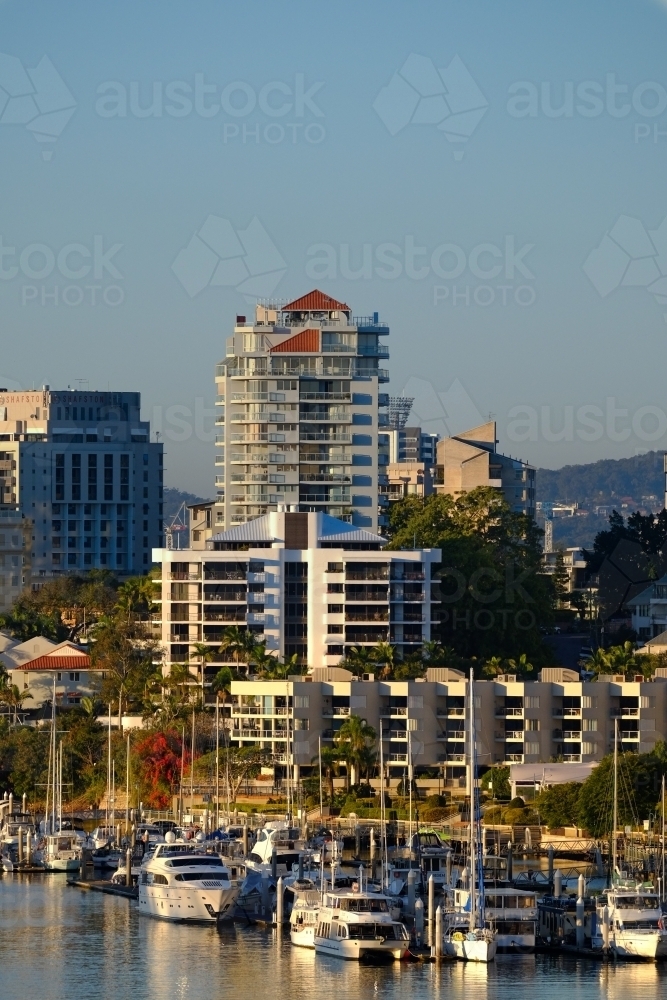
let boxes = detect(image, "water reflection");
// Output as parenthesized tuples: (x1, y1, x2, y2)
(1, 879, 666, 1000)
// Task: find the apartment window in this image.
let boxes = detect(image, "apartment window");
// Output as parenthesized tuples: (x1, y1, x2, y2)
(294, 695, 309, 709)
(327, 583, 344, 594)
(88, 453, 97, 501)
(104, 454, 113, 500)
(525, 696, 540, 708)
(328, 604, 343, 614)
(55, 453, 65, 501)
(407, 696, 423, 708)
(67, 553, 76, 565)
(69, 672, 80, 681)
(582, 719, 598, 731)
(71, 454, 81, 500)
(525, 742, 540, 755)
(120, 454, 129, 500)
(582, 696, 598, 709)
(327, 562, 344, 573)
(582, 742, 596, 755)
(526, 719, 540, 731)
(641, 696, 656, 708)
(327, 625, 343, 634)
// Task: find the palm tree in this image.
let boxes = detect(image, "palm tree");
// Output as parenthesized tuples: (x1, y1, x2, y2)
(481, 656, 505, 678)
(606, 641, 637, 677)
(249, 643, 279, 677)
(421, 640, 445, 665)
(191, 642, 216, 705)
(342, 645, 374, 677)
(372, 642, 396, 679)
(212, 666, 233, 705)
(166, 662, 196, 703)
(507, 653, 534, 678)
(314, 745, 344, 805)
(0, 683, 31, 724)
(580, 648, 610, 675)
(336, 714, 377, 787)
(116, 576, 156, 621)
(218, 625, 255, 674)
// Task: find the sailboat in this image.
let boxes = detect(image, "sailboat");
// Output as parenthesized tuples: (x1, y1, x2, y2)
(40, 682, 82, 872)
(591, 721, 667, 959)
(443, 668, 497, 962)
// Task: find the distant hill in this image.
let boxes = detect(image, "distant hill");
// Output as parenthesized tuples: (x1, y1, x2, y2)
(537, 451, 665, 550)
(537, 451, 665, 507)
(163, 487, 209, 524)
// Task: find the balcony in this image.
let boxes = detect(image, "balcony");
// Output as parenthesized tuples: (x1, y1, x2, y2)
(389, 754, 408, 763)
(562, 754, 582, 763)
(380, 707, 407, 717)
(299, 432, 351, 443)
(357, 345, 390, 358)
(505, 732, 524, 742)
(506, 754, 524, 763)
(620, 730, 639, 740)
(170, 571, 201, 581)
(299, 392, 351, 401)
(495, 707, 523, 718)
(246, 613, 265, 624)
(446, 731, 465, 741)
(382, 730, 408, 741)
(562, 730, 582, 741)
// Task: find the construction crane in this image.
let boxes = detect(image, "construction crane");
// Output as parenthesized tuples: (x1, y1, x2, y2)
(164, 502, 188, 550)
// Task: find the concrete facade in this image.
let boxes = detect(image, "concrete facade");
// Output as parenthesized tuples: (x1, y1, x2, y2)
(212, 291, 390, 534)
(228, 667, 667, 781)
(0, 509, 32, 610)
(0, 388, 163, 583)
(435, 420, 536, 518)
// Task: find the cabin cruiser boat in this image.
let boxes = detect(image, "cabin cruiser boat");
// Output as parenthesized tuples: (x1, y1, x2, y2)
(1, 814, 35, 850)
(90, 825, 118, 850)
(448, 885, 537, 952)
(313, 880, 409, 961)
(289, 879, 322, 948)
(591, 883, 667, 959)
(40, 833, 83, 872)
(138, 840, 240, 922)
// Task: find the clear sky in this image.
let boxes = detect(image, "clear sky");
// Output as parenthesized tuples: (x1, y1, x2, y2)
(2, 0, 667, 495)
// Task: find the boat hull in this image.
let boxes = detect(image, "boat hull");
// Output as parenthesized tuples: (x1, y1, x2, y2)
(314, 938, 407, 961)
(44, 857, 81, 872)
(444, 934, 497, 962)
(290, 926, 316, 948)
(592, 932, 667, 960)
(138, 883, 239, 923)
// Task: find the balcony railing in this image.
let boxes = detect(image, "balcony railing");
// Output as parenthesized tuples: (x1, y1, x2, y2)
(380, 707, 408, 717)
(171, 572, 201, 581)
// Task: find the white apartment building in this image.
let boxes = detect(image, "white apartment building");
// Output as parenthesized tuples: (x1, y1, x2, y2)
(627, 574, 667, 640)
(212, 290, 390, 534)
(153, 509, 441, 689)
(228, 667, 667, 783)
(0, 388, 163, 584)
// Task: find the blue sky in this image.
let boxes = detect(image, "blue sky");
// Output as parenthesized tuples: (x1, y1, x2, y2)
(2, 0, 667, 495)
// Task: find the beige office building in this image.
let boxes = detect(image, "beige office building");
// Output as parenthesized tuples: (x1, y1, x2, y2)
(435, 421, 536, 518)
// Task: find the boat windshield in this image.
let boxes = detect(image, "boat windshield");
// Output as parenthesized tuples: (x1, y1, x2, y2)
(614, 895, 660, 909)
(347, 923, 407, 940)
(174, 872, 229, 881)
(340, 898, 388, 912)
(620, 918, 661, 929)
(163, 857, 224, 868)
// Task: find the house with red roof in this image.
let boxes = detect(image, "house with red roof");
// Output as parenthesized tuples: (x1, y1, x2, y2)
(4, 639, 102, 710)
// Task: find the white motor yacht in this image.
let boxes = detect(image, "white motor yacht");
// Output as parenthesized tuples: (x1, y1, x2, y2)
(138, 840, 240, 922)
(313, 882, 410, 961)
(90, 825, 117, 850)
(591, 884, 667, 960)
(289, 879, 322, 948)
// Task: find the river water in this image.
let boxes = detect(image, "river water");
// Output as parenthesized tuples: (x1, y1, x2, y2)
(1, 875, 666, 1000)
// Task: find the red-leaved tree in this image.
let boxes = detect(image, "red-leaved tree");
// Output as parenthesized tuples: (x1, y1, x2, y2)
(134, 730, 190, 809)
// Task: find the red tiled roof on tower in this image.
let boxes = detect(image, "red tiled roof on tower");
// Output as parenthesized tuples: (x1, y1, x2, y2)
(282, 289, 350, 313)
(269, 329, 320, 353)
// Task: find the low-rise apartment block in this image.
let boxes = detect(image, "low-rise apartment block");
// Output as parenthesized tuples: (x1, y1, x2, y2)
(228, 667, 667, 783)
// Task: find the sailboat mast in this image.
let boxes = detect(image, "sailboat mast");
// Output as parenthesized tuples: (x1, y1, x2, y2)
(318, 736, 323, 820)
(612, 719, 618, 878)
(51, 679, 57, 835)
(106, 705, 111, 833)
(190, 708, 195, 822)
(215, 699, 220, 830)
(662, 773, 665, 902)
(469, 667, 476, 932)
